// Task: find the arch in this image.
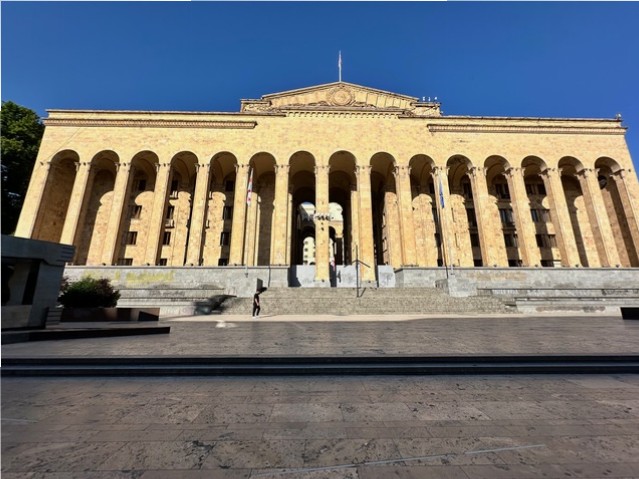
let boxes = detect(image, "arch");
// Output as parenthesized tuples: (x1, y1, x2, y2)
(32, 150, 80, 243)
(595, 157, 638, 266)
(370, 152, 400, 266)
(329, 152, 356, 265)
(445, 154, 480, 266)
(75, 150, 120, 264)
(409, 155, 439, 266)
(558, 156, 585, 176)
(409, 154, 435, 188)
(561, 173, 592, 266)
(114, 151, 159, 265)
(594, 156, 623, 174)
(202, 152, 238, 266)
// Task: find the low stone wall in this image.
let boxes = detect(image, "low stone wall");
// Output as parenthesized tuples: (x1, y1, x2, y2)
(64, 265, 289, 298)
(395, 267, 639, 292)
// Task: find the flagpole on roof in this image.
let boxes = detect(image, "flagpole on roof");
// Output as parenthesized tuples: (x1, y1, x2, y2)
(338, 51, 342, 82)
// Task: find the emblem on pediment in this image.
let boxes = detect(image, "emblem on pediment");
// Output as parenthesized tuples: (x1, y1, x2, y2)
(327, 87, 354, 106)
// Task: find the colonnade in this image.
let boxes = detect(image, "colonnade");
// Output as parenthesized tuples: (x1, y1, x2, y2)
(16, 149, 639, 286)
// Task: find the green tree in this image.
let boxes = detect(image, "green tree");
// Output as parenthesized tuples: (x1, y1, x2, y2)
(1, 101, 44, 234)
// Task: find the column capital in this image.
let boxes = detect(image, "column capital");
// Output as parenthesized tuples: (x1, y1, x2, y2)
(540, 167, 559, 179)
(155, 162, 171, 171)
(432, 165, 449, 175)
(504, 166, 524, 179)
(275, 164, 290, 174)
(577, 167, 595, 179)
(610, 168, 630, 182)
(115, 162, 131, 172)
(74, 161, 92, 172)
(195, 163, 210, 171)
(235, 163, 250, 173)
(468, 166, 487, 178)
(393, 165, 411, 178)
(314, 164, 331, 175)
(356, 165, 371, 175)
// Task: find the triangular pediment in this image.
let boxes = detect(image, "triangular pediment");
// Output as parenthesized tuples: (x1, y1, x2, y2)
(241, 81, 441, 116)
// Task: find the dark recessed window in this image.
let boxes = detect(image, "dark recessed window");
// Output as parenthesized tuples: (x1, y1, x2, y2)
(125, 231, 137, 245)
(220, 231, 230, 246)
(163, 232, 171, 245)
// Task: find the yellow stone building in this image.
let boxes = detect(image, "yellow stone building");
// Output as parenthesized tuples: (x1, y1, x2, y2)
(15, 81, 639, 286)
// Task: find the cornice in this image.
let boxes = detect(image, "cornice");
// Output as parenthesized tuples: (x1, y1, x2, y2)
(43, 118, 258, 129)
(426, 124, 625, 135)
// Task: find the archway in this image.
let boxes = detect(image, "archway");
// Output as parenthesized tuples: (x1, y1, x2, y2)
(32, 150, 79, 243)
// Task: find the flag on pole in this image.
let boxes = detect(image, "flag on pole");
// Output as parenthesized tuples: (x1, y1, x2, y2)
(439, 177, 445, 208)
(338, 51, 342, 82)
(246, 167, 253, 206)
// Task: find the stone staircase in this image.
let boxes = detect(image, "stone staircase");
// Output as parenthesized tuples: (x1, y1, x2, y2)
(480, 288, 639, 314)
(117, 285, 227, 317)
(220, 287, 515, 316)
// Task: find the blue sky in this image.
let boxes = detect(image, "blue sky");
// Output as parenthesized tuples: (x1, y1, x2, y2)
(2, 2, 638, 166)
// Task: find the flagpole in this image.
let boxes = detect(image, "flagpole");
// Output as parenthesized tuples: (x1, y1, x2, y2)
(434, 183, 448, 278)
(243, 167, 253, 268)
(338, 51, 342, 82)
(436, 171, 453, 277)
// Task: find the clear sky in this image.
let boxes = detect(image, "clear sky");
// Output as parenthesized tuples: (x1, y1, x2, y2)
(2, 2, 638, 166)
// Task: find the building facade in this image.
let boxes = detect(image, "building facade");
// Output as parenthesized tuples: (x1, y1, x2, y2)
(15, 81, 639, 286)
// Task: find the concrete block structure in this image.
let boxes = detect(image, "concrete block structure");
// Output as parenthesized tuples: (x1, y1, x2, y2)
(14, 81, 639, 292)
(1, 235, 74, 328)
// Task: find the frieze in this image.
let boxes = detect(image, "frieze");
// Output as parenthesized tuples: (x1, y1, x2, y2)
(426, 124, 624, 135)
(44, 118, 258, 129)
(285, 111, 401, 119)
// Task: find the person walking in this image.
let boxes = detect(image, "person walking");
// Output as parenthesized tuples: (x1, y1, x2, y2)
(252, 289, 261, 317)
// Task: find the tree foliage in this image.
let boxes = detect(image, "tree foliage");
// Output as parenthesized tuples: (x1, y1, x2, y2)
(1, 101, 44, 234)
(58, 277, 121, 308)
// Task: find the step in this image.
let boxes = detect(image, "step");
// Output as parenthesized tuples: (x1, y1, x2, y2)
(2, 355, 638, 376)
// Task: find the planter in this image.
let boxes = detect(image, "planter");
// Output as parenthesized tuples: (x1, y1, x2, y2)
(60, 307, 159, 322)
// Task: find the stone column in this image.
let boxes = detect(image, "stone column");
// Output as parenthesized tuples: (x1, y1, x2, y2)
(271, 164, 290, 265)
(356, 165, 376, 283)
(144, 162, 172, 265)
(314, 164, 330, 285)
(393, 165, 417, 266)
(417, 187, 437, 266)
(285, 183, 294, 264)
(60, 161, 93, 251)
(384, 185, 402, 266)
(468, 166, 507, 266)
(101, 162, 131, 265)
(185, 163, 210, 266)
(609, 169, 639, 262)
(577, 168, 621, 267)
(504, 167, 542, 266)
(229, 163, 250, 265)
(540, 167, 581, 266)
(349, 181, 360, 264)
(15, 161, 52, 238)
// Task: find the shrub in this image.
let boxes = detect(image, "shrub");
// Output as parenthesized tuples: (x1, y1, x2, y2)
(58, 277, 120, 308)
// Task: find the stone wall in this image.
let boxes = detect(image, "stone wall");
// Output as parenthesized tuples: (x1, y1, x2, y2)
(64, 265, 289, 298)
(396, 266, 639, 292)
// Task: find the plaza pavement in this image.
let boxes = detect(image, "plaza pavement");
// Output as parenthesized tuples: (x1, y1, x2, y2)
(2, 312, 639, 477)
